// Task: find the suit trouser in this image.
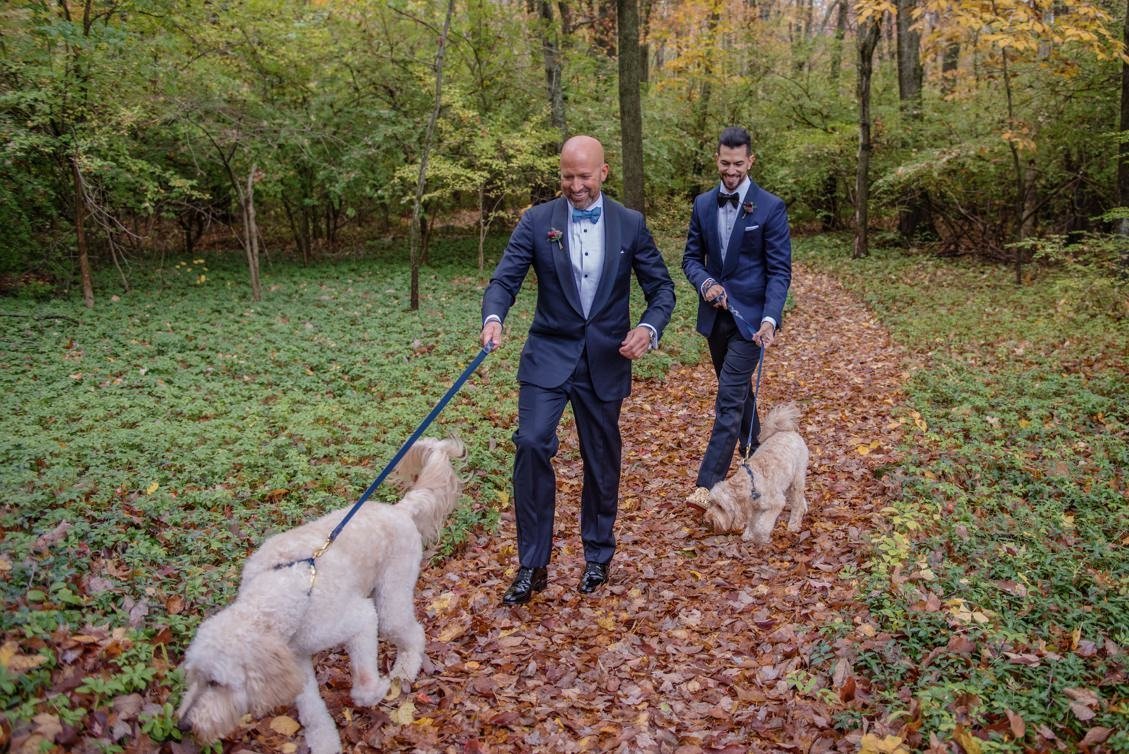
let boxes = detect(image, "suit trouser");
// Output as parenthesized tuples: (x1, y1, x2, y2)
(512, 352, 622, 568)
(696, 311, 762, 488)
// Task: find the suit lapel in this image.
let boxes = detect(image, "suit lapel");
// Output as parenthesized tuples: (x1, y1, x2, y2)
(550, 198, 584, 317)
(704, 190, 724, 271)
(588, 199, 622, 320)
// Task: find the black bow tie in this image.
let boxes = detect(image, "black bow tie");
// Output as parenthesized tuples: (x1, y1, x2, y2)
(717, 191, 740, 208)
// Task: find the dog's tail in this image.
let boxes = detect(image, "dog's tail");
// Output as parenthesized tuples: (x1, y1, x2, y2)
(392, 437, 466, 546)
(758, 402, 801, 443)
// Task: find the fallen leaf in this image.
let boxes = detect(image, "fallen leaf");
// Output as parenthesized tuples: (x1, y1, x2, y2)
(859, 733, 909, 753)
(389, 699, 415, 726)
(952, 724, 982, 753)
(1068, 701, 1096, 722)
(1005, 708, 1025, 739)
(34, 521, 72, 552)
(269, 715, 301, 736)
(838, 675, 856, 702)
(0, 642, 48, 674)
(1080, 727, 1112, 746)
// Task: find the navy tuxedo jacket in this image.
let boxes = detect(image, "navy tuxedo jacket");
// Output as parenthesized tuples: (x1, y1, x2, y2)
(483, 196, 675, 402)
(682, 181, 792, 338)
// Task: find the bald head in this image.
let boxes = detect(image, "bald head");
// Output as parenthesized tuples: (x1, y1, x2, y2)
(560, 135, 608, 210)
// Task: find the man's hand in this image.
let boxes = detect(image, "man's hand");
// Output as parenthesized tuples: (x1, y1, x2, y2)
(481, 320, 503, 350)
(753, 321, 775, 348)
(619, 326, 652, 360)
(704, 283, 728, 310)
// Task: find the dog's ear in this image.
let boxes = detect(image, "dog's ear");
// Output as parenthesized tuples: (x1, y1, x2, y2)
(243, 633, 303, 715)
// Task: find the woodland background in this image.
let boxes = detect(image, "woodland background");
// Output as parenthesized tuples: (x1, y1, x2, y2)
(1, 1, 1127, 753)
(1, 0, 1127, 301)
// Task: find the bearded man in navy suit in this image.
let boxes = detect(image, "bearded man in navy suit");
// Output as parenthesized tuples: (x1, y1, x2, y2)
(683, 127, 793, 508)
(480, 135, 675, 605)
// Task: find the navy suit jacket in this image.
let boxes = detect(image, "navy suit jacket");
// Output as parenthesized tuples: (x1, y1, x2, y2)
(483, 196, 675, 402)
(682, 181, 792, 338)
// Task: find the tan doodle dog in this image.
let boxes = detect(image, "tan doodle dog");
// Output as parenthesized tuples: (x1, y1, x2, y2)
(177, 437, 465, 754)
(705, 404, 808, 543)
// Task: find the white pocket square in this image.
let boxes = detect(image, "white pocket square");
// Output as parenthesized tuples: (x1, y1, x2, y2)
(744, 224, 760, 232)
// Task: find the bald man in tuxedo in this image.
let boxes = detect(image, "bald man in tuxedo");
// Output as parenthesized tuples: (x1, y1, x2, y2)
(481, 135, 675, 605)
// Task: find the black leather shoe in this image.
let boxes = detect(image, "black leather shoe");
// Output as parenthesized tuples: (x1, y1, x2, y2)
(577, 561, 609, 594)
(502, 566, 547, 605)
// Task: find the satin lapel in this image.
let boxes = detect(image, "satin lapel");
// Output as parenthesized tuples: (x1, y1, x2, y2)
(550, 198, 584, 317)
(703, 190, 724, 271)
(588, 201, 622, 320)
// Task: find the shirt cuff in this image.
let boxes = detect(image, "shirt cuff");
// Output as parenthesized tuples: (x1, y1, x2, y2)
(638, 323, 659, 350)
(483, 314, 502, 327)
(761, 317, 777, 329)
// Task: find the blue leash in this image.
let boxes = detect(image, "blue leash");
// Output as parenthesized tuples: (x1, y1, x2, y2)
(741, 345, 766, 470)
(706, 286, 767, 476)
(276, 343, 494, 589)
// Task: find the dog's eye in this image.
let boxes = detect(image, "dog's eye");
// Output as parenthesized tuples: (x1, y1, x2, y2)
(207, 679, 222, 688)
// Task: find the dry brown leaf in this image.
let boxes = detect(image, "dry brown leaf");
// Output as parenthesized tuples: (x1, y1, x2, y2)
(269, 715, 301, 736)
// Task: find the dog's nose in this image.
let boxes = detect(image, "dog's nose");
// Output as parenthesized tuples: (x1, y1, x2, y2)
(177, 718, 192, 732)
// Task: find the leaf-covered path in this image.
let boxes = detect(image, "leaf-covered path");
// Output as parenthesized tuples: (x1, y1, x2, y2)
(240, 266, 909, 753)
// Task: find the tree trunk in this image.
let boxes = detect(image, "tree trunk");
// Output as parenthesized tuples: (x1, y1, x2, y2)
(241, 166, 262, 302)
(853, 18, 882, 260)
(539, 0, 566, 142)
(829, 0, 847, 86)
(618, 0, 645, 213)
(478, 184, 487, 274)
(409, 0, 455, 311)
(281, 196, 310, 265)
(895, 0, 922, 117)
(941, 40, 960, 95)
(1118, 0, 1129, 262)
(895, 0, 930, 241)
(690, 8, 721, 184)
(71, 156, 94, 308)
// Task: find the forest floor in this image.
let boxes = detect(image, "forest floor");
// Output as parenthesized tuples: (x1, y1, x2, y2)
(210, 266, 911, 754)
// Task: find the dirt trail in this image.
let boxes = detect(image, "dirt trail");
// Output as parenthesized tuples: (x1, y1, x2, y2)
(237, 265, 909, 753)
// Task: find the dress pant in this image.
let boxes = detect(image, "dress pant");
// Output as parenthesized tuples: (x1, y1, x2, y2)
(511, 351, 622, 567)
(696, 310, 762, 489)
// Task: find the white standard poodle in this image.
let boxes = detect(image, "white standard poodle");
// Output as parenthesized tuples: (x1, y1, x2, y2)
(176, 437, 466, 754)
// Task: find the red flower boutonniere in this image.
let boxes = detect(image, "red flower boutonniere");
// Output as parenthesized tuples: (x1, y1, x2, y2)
(548, 227, 563, 250)
(741, 201, 755, 217)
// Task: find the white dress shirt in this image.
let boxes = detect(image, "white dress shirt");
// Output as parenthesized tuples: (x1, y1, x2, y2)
(717, 177, 751, 261)
(567, 196, 605, 318)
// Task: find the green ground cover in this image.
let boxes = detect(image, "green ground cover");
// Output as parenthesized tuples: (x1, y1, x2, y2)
(1, 232, 1124, 750)
(799, 236, 1128, 750)
(0, 235, 704, 742)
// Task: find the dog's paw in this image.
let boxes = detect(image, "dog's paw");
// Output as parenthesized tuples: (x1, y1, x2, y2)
(305, 725, 343, 754)
(351, 676, 391, 707)
(742, 527, 771, 544)
(390, 654, 422, 683)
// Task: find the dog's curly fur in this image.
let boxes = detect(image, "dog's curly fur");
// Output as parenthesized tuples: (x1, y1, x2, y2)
(706, 404, 808, 543)
(176, 437, 465, 754)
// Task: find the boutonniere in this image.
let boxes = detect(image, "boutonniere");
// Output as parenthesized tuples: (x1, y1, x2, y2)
(741, 201, 755, 217)
(547, 227, 563, 250)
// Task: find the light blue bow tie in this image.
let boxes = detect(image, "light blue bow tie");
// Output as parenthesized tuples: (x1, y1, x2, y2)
(572, 206, 601, 224)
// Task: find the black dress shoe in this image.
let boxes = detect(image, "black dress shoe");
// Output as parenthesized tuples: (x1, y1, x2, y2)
(577, 561, 609, 594)
(502, 566, 547, 605)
